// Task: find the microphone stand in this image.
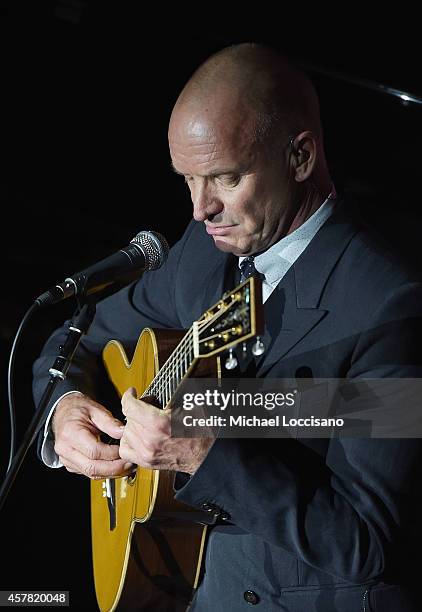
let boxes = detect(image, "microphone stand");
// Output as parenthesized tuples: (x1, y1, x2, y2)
(0, 301, 97, 512)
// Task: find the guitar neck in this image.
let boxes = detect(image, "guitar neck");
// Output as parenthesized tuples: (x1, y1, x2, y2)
(140, 277, 262, 408)
(142, 328, 196, 407)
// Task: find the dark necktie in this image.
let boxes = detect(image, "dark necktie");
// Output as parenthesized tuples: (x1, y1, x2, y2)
(240, 256, 259, 282)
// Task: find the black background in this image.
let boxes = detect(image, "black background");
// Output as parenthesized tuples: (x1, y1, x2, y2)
(2, 3, 421, 609)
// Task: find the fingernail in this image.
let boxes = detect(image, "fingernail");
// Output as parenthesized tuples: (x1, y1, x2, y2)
(124, 462, 134, 470)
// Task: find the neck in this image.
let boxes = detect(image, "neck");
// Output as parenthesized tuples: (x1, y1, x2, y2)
(286, 173, 332, 235)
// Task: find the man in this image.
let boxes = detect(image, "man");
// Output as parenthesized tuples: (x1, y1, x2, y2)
(33, 44, 422, 611)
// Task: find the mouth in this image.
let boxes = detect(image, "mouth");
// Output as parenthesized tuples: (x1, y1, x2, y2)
(205, 224, 236, 236)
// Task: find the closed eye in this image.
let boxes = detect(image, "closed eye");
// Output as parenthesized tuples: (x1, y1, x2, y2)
(217, 174, 241, 187)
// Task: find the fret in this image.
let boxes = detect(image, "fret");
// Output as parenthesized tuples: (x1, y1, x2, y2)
(138, 280, 255, 409)
(142, 329, 194, 409)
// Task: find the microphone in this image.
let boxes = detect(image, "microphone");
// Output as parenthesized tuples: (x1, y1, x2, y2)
(35, 230, 169, 307)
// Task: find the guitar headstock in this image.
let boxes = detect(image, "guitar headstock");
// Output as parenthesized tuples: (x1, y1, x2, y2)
(193, 276, 263, 358)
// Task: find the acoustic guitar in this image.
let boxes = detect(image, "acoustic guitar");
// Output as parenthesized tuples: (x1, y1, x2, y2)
(91, 276, 263, 611)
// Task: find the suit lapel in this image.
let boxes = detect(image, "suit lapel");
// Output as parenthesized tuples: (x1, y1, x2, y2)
(257, 201, 360, 375)
(200, 252, 238, 314)
(256, 269, 327, 375)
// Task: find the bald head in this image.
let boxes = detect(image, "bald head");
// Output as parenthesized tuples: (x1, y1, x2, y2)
(170, 43, 322, 150)
(168, 44, 332, 256)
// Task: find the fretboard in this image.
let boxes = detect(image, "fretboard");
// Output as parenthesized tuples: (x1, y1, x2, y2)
(142, 328, 195, 408)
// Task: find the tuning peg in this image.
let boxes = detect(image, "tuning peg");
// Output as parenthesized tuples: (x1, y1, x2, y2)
(251, 336, 265, 356)
(225, 348, 238, 370)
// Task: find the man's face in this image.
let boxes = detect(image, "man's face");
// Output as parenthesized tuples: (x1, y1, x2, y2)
(169, 107, 295, 256)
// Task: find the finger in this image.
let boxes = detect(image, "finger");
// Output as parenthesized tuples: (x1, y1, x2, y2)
(87, 403, 125, 439)
(77, 429, 123, 461)
(60, 446, 134, 479)
(65, 460, 135, 479)
(122, 419, 168, 451)
(122, 387, 137, 404)
(60, 459, 79, 474)
(59, 454, 115, 478)
(122, 393, 169, 432)
(60, 458, 101, 477)
(121, 387, 138, 417)
(55, 424, 123, 462)
(119, 436, 146, 467)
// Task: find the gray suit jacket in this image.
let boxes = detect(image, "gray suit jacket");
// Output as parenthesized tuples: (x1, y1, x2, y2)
(33, 201, 422, 611)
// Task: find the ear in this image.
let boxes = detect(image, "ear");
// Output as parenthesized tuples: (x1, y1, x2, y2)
(290, 131, 317, 182)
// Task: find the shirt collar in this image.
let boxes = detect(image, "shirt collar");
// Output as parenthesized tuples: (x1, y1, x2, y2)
(239, 187, 337, 286)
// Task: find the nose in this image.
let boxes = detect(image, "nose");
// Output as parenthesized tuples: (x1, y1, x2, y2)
(191, 181, 224, 222)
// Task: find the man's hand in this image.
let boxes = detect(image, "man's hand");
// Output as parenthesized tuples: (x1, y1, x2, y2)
(52, 393, 135, 479)
(119, 388, 214, 475)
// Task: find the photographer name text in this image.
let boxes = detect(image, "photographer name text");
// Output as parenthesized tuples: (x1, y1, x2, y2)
(182, 415, 344, 428)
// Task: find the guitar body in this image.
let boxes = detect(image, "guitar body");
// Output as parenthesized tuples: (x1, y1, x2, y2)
(91, 328, 217, 612)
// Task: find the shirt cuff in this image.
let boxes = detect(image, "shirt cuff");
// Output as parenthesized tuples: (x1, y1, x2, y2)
(40, 391, 83, 468)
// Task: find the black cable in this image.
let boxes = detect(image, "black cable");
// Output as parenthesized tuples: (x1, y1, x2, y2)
(6, 302, 40, 473)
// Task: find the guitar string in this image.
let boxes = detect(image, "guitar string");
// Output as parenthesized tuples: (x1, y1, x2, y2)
(143, 298, 239, 408)
(143, 302, 233, 405)
(144, 313, 209, 401)
(145, 324, 199, 406)
(166, 296, 240, 403)
(159, 296, 242, 404)
(150, 298, 238, 406)
(143, 328, 195, 406)
(158, 317, 211, 403)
